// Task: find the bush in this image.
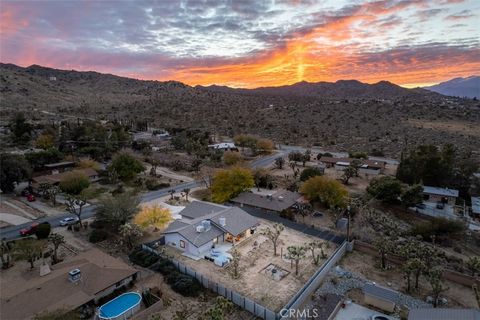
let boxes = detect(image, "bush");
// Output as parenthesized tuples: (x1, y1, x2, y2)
(59, 171, 90, 195)
(89, 229, 109, 243)
(366, 176, 402, 203)
(145, 179, 170, 191)
(411, 217, 466, 241)
(170, 274, 202, 297)
(108, 152, 145, 181)
(35, 223, 51, 239)
(128, 249, 159, 267)
(300, 167, 323, 182)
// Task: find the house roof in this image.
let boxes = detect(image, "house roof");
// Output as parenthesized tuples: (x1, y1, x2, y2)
(319, 157, 385, 169)
(231, 190, 301, 212)
(208, 142, 236, 149)
(32, 168, 98, 185)
(471, 197, 480, 214)
(163, 202, 259, 247)
(408, 308, 480, 320)
(362, 283, 398, 303)
(0, 248, 138, 319)
(423, 186, 459, 198)
(178, 201, 227, 219)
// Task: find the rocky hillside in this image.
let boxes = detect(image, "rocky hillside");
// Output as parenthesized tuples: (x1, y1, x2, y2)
(1, 63, 479, 157)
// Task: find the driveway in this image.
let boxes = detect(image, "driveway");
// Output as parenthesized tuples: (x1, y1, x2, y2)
(0, 213, 31, 226)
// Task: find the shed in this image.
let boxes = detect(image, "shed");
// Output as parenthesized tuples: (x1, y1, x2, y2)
(362, 283, 397, 313)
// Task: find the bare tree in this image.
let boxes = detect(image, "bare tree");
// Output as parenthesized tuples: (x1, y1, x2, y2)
(48, 233, 65, 264)
(66, 195, 87, 229)
(183, 188, 190, 202)
(261, 223, 284, 256)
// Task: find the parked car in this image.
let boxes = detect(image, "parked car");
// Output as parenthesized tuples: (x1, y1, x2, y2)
(436, 202, 445, 209)
(26, 194, 36, 202)
(19, 222, 50, 236)
(59, 216, 79, 226)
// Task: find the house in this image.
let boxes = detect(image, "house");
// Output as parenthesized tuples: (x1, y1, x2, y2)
(362, 283, 397, 313)
(163, 201, 259, 258)
(472, 196, 480, 217)
(44, 161, 76, 174)
(408, 308, 480, 320)
(319, 157, 386, 175)
(0, 248, 139, 319)
(422, 186, 459, 206)
(207, 142, 238, 152)
(231, 190, 302, 214)
(31, 168, 99, 191)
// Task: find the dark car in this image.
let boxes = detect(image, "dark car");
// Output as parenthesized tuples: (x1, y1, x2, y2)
(19, 222, 50, 236)
(436, 202, 445, 210)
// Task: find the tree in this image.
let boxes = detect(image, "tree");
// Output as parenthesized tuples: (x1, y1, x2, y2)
(285, 245, 306, 275)
(108, 152, 145, 181)
(299, 167, 323, 182)
(466, 257, 480, 277)
(288, 151, 303, 162)
(289, 161, 300, 179)
(229, 248, 242, 279)
(261, 223, 284, 256)
(201, 296, 234, 320)
(300, 176, 349, 208)
(15, 239, 44, 269)
(119, 223, 143, 250)
(25, 148, 64, 170)
(77, 159, 101, 171)
(223, 151, 242, 166)
(66, 196, 87, 229)
(35, 134, 55, 150)
(211, 166, 254, 203)
(9, 112, 32, 144)
(0, 153, 31, 193)
(35, 223, 51, 239)
(96, 192, 140, 230)
(59, 171, 90, 195)
(341, 166, 357, 185)
(402, 259, 415, 293)
(48, 233, 65, 264)
(134, 205, 172, 230)
(374, 236, 395, 270)
(38, 182, 52, 198)
(253, 168, 271, 191)
(1, 238, 15, 269)
(256, 138, 274, 154)
(183, 188, 191, 201)
(306, 241, 327, 265)
(401, 184, 423, 208)
(366, 176, 402, 203)
(274, 157, 285, 169)
(428, 267, 449, 307)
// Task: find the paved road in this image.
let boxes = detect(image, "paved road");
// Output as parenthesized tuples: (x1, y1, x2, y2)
(0, 180, 200, 240)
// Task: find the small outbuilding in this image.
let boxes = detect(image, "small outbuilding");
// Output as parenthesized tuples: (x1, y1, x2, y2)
(362, 283, 397, 313)
(422, 186, 459, 205)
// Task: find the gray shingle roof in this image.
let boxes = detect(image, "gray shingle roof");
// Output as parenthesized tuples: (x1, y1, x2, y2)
(363, 283, 398, 303)
(177, 224, 225, 247)
(178, 201, 227, 219)
(231, 190, 301, 212)
(408, 308, 480, 320)
(210, 207, 259, 236)
(423, 186, 459, 198)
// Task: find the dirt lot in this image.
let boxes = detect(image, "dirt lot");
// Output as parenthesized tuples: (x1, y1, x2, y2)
(165, 219, 337, 311)
(339, 250, 478, 308)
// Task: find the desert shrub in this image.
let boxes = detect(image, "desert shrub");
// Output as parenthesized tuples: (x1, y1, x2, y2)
(60, 171, 90, 195)
(170, 274, 202, 297)
(89, 229, 109, 243)
(128, 249, 159, 267)
(145, 179, 170, 191)
(300, 167, 323, 181)
(411, 217, 466, 241)
(35, 223, 51, 239)
(279, 210, 295, 220)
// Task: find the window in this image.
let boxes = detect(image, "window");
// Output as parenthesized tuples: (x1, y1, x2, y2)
(180, 240, 185, 248)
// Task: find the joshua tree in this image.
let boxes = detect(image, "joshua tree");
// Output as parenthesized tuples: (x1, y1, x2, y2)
(169, 189, 175, 200)
(274, 157, 285, 169)
(466, 256, 480, 277)
(375, 236, 395, 270)
(0, 238, 15, 269)
(119, 223, 143, 250)
(261, 223, 284, 256)
(286, 245, 306, 275)
(230, 248, 242, 279)
(428, 267, 449, 308)
(48, 233, 65, 264)
(182, 188, 190, 202)
(341, 166, 357, 185)
(48, 185, 60, 206)
(66, 195, 87, 229)
(306, 241, 327, 265)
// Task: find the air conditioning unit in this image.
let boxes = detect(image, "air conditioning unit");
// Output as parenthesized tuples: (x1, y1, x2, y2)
(196, 225, 205, 233)
(68, 268, 81, 283)
(219, 217, 226, 227)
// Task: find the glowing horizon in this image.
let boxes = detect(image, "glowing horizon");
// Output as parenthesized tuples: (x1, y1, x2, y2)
(1, 0, 479, 89)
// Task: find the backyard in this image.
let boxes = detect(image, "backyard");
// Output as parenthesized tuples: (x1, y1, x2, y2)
(164, 219, 337, 311)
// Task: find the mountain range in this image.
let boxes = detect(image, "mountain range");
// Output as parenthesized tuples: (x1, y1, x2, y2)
(1, 63, 479, 156)
(424, 76, 479, 99)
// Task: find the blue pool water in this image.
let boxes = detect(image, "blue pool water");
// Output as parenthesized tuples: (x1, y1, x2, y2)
(99, 292, 142, 319)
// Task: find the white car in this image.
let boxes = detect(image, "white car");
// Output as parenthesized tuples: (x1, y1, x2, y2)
(59, 217, 79, 226)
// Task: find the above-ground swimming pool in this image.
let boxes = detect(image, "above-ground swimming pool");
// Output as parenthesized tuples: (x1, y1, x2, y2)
(98, 292, 142, 320)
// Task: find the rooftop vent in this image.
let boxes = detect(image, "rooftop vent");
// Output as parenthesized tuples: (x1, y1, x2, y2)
(68, 268, 81, 283)
(202, 220, 211, 231)
(196, 225, 205, 233)
(219, 217, 226, 227)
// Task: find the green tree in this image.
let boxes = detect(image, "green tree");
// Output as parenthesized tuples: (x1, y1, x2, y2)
(286, 245, 306, 275)
(35, 223, 51, 239)
(0, 154, 31, 193)
(108, 152, 145, 181)
(466, 257, 480, 277)
(25, 148, 64, 170)
(300, 167, 323, 182)
(9, 112, 32, 144)
(366, 176, 402, 203)
(341, 166, 357, 185)
(201, 296, 234, 320)
(48, 233, 65, 264)
(261, 223, 284, 256)
(274, 157, 285, 169)
(15, 239, 44, 269)
(374, 236, 395, 270)
(401, 184, 423, 208)
(60, 171, 90, 195)
(35, 134, 55, 150)
(300, 176, 348, 208)
(211, 166, 254, 203)
(96, 192, 140, 230)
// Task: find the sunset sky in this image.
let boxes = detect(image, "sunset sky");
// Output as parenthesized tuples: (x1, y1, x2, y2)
(1, 0, 479, 88)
